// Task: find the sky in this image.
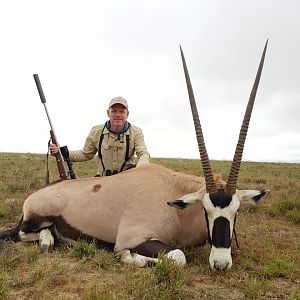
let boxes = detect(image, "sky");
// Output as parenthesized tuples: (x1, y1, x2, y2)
(0, 0, 299, 163)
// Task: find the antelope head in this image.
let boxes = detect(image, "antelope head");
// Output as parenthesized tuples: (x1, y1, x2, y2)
(168, 41, 270, 271)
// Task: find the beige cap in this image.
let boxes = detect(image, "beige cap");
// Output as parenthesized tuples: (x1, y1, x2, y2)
(108, 96, 128, 109)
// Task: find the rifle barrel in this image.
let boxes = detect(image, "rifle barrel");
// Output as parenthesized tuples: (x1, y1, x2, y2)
(33, 74, 46, 103)
(33, 74, 57, 143)
(33, 74, 68, 181)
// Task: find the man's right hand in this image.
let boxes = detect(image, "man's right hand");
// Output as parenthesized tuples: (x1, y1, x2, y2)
(49, 143, 59, 156)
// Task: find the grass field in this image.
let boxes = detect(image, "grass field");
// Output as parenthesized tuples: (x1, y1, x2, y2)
(0, 152, 299, 299)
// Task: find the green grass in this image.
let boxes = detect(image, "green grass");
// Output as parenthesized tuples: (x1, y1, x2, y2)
(268, 199, 300, 224)
(0, 271, 10, 300)
(70, 240, 98, 260)
(261, 258, 295, 278)
(0, 152, 299, 299)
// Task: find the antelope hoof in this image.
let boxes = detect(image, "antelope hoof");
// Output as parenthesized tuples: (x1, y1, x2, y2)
(41, 244, 50, 254)
(39, 229, 54, 254)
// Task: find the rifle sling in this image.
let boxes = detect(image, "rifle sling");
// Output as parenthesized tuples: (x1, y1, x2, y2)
(45, 139, 51, 184)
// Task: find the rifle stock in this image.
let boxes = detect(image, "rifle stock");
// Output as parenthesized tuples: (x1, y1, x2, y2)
(50, 130, 68, 180)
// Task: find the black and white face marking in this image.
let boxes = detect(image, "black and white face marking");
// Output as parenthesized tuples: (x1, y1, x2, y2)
(203, 190, 240, 244)
(167, 188, 270, 271)
(211, 216, 231, 248)
(202, 189, 240, 271)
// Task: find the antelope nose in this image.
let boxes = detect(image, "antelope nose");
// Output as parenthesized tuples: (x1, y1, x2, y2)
(214, 260, 230, 272)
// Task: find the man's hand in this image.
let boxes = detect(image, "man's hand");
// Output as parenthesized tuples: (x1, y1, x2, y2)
(49, 143, 59, 156)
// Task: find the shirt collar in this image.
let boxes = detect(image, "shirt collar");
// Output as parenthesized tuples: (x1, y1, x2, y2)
(105, 120, 131, 139)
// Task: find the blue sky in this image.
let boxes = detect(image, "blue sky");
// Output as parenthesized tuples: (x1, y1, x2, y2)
(1, 0, 299, 162)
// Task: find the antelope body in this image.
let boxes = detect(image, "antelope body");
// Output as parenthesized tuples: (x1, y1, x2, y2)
(0, 41, 270, 271)
(22, 164, 208, 250)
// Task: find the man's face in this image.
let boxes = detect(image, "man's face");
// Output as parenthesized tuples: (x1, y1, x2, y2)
(107, 103, 129, 130)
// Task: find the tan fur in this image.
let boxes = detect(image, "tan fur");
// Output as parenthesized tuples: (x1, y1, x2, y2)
(23, 163, 210, 251)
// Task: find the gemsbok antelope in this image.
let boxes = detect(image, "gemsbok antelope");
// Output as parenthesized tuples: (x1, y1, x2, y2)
(0, 41, 270, 271)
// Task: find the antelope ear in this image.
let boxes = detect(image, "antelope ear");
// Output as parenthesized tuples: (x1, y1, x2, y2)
(167, 191, 202, 210)
(236, 189, 271, 204)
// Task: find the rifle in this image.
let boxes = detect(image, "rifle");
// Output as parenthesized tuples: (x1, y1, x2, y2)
(33, 74, 76, 180)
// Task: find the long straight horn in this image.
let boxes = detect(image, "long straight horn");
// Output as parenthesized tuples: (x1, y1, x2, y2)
(180, 46, 217, 193)
(225, 40, 268, 194)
